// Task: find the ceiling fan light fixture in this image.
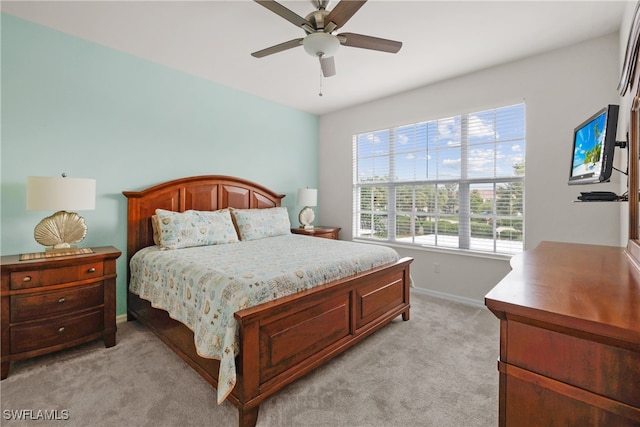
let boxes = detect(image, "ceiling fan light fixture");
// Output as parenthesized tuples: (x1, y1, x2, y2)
(303, 32, 340, 57)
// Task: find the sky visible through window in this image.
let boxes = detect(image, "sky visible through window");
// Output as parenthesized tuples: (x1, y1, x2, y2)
(357, 104, 526, 184)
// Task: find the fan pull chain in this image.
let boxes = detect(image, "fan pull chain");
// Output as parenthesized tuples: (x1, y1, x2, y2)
(318, 67, 323, 97)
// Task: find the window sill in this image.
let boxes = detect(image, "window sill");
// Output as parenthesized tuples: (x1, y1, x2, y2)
(352, 238, 515, 261)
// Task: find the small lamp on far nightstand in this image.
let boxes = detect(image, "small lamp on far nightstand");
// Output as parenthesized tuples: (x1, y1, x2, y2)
(27, 174, 96, 254)
(297, 188, 317, 230)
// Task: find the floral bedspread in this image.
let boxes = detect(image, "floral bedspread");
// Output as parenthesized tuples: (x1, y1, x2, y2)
(129, 234, 399, 403)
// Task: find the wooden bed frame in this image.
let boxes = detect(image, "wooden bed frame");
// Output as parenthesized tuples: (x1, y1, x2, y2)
(123, 175, 413, 427)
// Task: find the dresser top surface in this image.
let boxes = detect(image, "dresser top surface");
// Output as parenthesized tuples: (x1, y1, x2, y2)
(485, 241, 640, 344)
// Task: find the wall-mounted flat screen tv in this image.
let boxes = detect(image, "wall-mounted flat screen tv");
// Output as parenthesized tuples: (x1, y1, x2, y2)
(568, 104, 619, 185)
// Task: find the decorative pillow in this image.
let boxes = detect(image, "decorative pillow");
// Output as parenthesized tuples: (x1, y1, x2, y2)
(230, 207, 291, 241)
(154, 208, 239, 250)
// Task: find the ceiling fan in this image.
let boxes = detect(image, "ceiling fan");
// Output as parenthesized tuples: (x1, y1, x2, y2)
(251, 0, 402, 78)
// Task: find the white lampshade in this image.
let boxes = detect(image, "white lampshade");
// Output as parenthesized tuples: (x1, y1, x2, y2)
(297, 188, 317, 207)
(303, 33, 340, 58)
(27, 176, 96, 211)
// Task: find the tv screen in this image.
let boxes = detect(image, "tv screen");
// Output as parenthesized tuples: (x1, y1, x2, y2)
(569, 104, 620, 185)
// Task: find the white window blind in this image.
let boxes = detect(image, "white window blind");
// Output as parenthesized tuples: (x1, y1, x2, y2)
(353, 103, 525, 255)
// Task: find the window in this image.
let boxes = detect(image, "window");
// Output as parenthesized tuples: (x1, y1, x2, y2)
(353, 103, 525, 256)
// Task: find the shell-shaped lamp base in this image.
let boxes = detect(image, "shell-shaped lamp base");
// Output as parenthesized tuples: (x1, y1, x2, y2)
(298, 206, 315, 229)
(34, 211, 87, 249)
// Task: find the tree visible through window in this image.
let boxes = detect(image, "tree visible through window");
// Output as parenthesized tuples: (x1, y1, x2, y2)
(352, 103, 525, 255)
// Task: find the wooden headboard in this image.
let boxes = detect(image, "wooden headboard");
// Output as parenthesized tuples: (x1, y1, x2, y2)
(122, 175, 285, 265)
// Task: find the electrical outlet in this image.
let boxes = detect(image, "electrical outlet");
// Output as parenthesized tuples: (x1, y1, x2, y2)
(434, 262, 440, 273)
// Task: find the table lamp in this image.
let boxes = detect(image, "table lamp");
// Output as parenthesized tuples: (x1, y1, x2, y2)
(297, 188, 317, 230)
(27, 174, 96, 254)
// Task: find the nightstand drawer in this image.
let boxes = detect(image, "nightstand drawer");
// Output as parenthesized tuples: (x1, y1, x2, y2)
(10, 310, 103, 354)
(10, 283, 104, 323)
(10, 261, 104, 290)
(9, 271, 42, 289)
(316, 231, 338, 239)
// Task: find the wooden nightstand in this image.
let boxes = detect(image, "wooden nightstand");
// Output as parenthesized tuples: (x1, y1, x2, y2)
(0, 246, 121, 379)
(291, 226, 341, 240)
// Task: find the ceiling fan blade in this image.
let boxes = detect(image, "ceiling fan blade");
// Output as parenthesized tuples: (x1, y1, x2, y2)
(325, 0, 367, 31)
(251, 38, 303, 58)
(255, 0, 312, 29)
(320, 56, 336, 77)
(338, 32, 402, 53)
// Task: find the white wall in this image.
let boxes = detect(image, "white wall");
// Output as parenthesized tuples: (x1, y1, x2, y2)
(319, 33, 622, 304)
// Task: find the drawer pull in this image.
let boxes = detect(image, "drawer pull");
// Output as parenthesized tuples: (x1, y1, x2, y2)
(58, 327, 65, 334)
(87, 267, 96, 273)
(22, 276, 32, 282)
(58, 297, 66, 304)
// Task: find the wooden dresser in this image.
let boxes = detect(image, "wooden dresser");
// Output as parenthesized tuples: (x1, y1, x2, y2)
(485, 241, 640, 426)
(1, 246, 121, 379)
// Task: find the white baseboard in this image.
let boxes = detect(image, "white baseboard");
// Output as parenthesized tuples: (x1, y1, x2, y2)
(410, 287, 486, 309)
(116, 313, 128, 324)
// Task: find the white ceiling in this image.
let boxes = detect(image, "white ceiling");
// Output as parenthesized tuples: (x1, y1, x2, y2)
(1, 1, 629, 115)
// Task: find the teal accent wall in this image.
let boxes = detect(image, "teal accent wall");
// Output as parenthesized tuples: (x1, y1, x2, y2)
(1, 14, 319, 315)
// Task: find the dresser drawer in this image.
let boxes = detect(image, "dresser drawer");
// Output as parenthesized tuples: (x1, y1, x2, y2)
(504, 374, 639, 427)
(10, 262, 104, 290)
(10, 283, 104, 323)
(10, 310, 103, 354)
(506, 320, 640, 407)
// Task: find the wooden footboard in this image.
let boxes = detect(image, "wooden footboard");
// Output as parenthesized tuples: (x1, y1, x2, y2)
(233, 256, 412, 425)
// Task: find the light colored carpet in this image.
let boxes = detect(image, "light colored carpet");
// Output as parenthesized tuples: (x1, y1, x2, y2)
(0, 291, 499, 427)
